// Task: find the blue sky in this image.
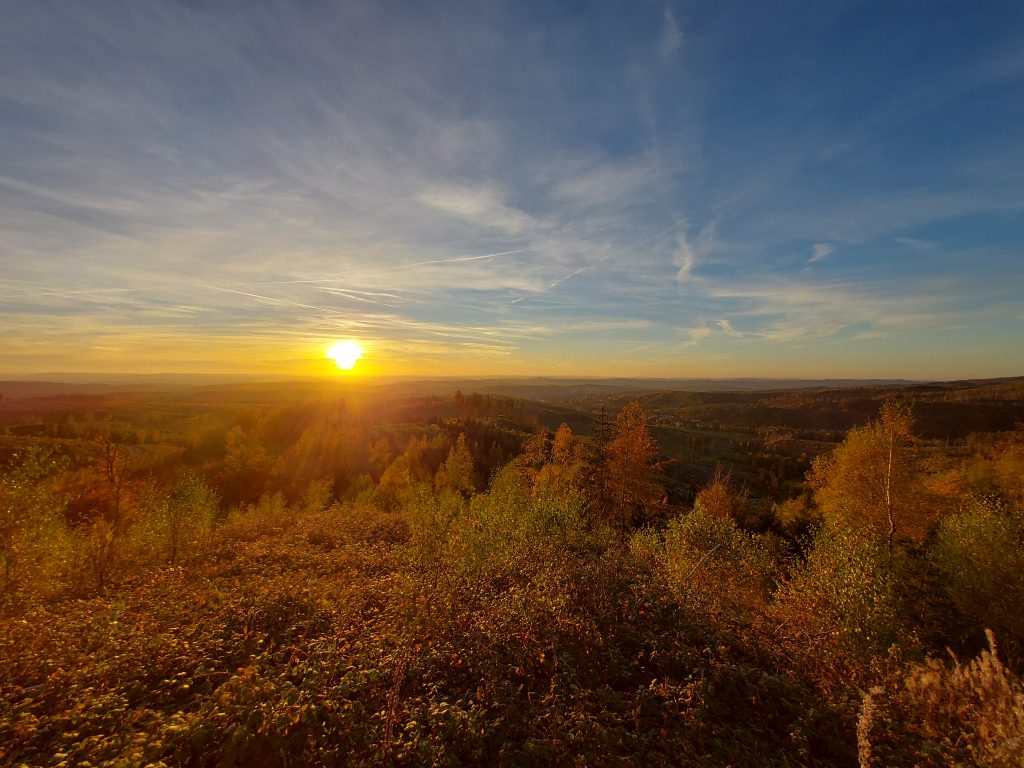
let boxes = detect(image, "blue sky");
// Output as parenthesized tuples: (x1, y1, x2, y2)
(1, 1, 1022, 378)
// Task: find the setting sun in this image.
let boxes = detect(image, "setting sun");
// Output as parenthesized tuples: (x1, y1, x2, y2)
(326, 340, 364, 371)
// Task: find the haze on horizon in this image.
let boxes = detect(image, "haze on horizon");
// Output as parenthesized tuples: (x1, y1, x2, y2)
(1, 2, 1022, 381)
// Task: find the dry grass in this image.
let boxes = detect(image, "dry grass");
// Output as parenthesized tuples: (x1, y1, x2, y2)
(860, 630, 1024, 767)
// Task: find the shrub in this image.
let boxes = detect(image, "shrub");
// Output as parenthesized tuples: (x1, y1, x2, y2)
(302, 477, 334, 515)
(931, 497, 1024, 661)
(656, 509, 780, 619)
(775, 523, 902, 661)
(0, 447, 73, 597)
(136, 473, 219, 564)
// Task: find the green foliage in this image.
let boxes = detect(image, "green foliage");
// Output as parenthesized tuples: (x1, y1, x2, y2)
(137, 473, 220, 564)
(931, 497, 1024, 659)
(655, 508, 780, 618)
(480, 462, 587, 550)
(0, 446, 71, 595)
(301, 477, 334, 515)
(776, 523, 902, 660)
(374, 456, 413, 511)
(228, 491, 295, 536)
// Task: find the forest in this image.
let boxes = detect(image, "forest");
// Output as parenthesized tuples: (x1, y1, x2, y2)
(1, 377, 1023, 767)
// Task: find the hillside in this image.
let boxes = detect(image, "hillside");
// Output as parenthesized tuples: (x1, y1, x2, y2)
(1, 379, 1023, 766)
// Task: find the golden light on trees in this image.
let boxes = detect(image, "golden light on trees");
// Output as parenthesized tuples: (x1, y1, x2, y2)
(326, 340, 364, 371)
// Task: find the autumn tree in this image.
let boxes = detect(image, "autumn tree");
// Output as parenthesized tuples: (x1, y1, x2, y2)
(89, 431, 136, 589)
(369, 437, 392, 479)
(376, 456, 413, 510)
(603, 402, 666, 529)
(302, 478, 334, 514)
(512, 427, 549, 488)
(931, 497, 1024, 660)
(693, 468, 738, 520)
(551, 423, 578, 465)
(535, 423, 587, 503)
(224, 425, 269, 476)
(96, 431, 130, 531)
(435, 433, 476, 497)
(809, 400, 920, 557)
(221, 424, 271, 505)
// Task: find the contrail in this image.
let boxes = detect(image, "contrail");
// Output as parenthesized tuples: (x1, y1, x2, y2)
(315, 287, 404, 306)
(196, 283, 348, 316)
(246, 281, 404, 300)
(0, 287, 151, 300)
(508, 266, 588, 304)
(402, 249, 525, 268)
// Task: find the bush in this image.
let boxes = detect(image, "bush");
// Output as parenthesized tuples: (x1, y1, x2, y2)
(931, 497, 1024, 662)
(135, 473, 219, 564)
(775, 524, 902, 661)
(641, 509, 780, 620)
(0, 447, 74, 598)
(302, 477, 334, 515)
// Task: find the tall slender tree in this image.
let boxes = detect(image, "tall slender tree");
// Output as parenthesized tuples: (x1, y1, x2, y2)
(810, 400, 919, 557)
(603, 402, 666, 529)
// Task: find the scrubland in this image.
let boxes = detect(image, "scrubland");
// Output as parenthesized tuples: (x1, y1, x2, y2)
(1, 383, 1023, 766)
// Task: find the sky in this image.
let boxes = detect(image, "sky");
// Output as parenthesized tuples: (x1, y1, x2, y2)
(1, 1, 1022, 380)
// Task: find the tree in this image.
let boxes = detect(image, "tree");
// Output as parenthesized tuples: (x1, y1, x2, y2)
(603, 402, 666, 529)
(693, 468, 738, 520)
(513, 427, 549, 482)
(302, 477, 334, 515)
(222, 424, 271, 505)
(435, 433, 475, 497)
(96, 431, 130, 532)
(776, 523, 901, 660)
(535, 424, 587, 505)
(89, 431, 135, 589)
(376, 456, 413, 510)
(550, 423, 577, 466)
(809, 400, 919, 558)
(369, 437, 392, 479)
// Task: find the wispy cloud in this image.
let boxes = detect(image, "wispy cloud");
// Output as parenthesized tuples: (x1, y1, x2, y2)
(0, 2, 1021, 377)
(661, 8, 682, 61)
(673, 222, 717, 285)
(715, 319, 742, 337)
(418, 185, 535, 234)
(808, 242, 835, 264)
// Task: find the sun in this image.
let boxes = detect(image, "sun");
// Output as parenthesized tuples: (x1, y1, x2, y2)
(326, 340, 364, 371)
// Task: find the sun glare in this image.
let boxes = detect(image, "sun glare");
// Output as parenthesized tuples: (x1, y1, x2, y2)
(326, 340, 364, 371)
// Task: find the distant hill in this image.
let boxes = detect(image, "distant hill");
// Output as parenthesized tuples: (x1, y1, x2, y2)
(0, 381, 170, 399)
(0, 375, 923, 402)
(380, 376, 924, 400)
(565, 377, 1024, 440)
